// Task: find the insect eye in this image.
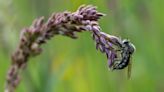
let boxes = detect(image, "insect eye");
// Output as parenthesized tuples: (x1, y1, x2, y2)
(129, 43, 135, 54)
(122, 39, 129, 44)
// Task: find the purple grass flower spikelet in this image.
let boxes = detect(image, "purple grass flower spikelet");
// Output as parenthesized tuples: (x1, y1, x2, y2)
(5, 4, 135, 92)
(108, 51, 116, 68)
(91, 31, 123, 69)
(5, 5, 106, 92)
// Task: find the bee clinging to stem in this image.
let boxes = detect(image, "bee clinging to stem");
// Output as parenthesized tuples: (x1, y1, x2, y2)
(112, 39, 136, 79)
(92, 31, 135, 79)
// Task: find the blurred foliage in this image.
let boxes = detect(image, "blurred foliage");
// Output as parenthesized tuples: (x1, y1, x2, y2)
(0, 0, 164, 92)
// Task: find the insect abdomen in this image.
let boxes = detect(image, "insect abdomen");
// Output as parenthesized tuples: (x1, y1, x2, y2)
(113, 51, 130, 70)
(116, 54, 130, 69)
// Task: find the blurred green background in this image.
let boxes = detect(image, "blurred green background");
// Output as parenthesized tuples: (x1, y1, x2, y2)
(0, 0, 164, 92)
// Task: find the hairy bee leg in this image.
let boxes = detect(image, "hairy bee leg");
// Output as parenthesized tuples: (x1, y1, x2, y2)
(115, 49, 121, 52)
(115, 49, 123, 54)
(113, 58, 122, 61)
(111, 59, 121, 70)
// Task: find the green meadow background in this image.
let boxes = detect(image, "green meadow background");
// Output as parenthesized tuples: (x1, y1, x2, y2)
(0, 0, 164, 92)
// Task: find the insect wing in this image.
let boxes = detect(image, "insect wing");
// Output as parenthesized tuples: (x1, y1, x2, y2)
(127, 56, 132, 79)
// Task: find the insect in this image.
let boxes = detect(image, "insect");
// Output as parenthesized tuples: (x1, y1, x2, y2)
(112, 39, 135, 79)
